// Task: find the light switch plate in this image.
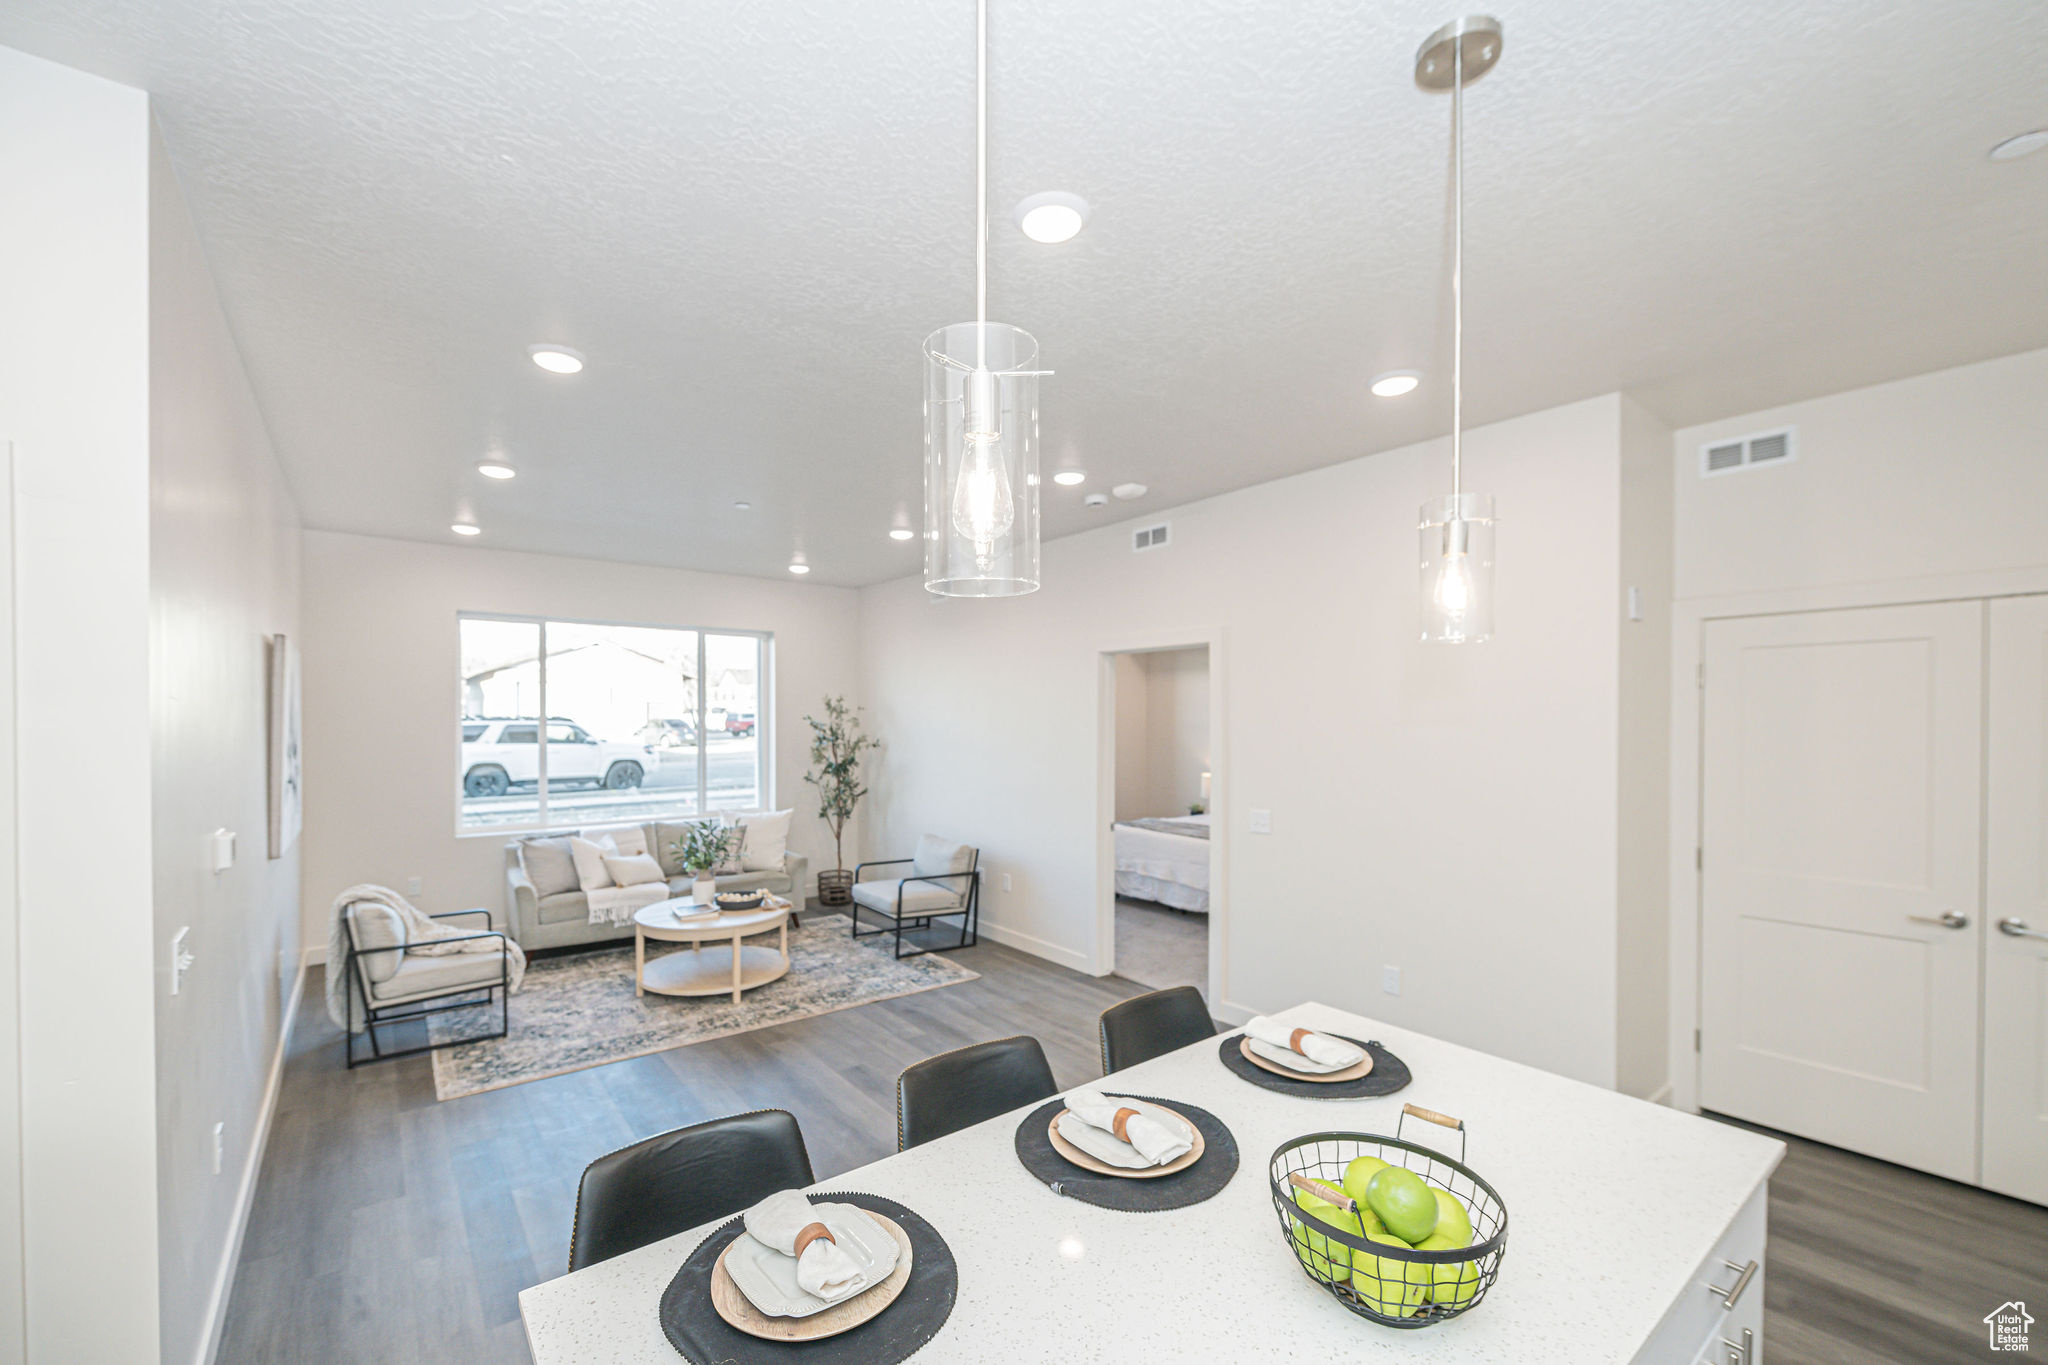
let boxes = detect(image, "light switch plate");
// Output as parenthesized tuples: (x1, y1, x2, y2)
(1000, 872, 1013, 893)
(211, 828, 236, 873)
(1249, 808, 1272, 834)
(171, 926, 194, 996)
(406, 876, 423, 896)
(1382, 965, 1401, 996)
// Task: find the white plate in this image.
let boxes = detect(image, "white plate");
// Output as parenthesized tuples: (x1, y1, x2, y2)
(1053, 1097, 1195, 1169)
(1245, 1036, 1360, 1075)
(722, 1203, 902, 1319)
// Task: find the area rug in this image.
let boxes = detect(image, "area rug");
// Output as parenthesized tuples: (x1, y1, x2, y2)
(427, 912, 977, 1100)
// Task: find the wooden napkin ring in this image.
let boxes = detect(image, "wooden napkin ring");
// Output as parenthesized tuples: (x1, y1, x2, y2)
(1110, 1107, 1140, 1142)
(792, 1222, 834, 1258)
(1288, 1028, 1313, 1054)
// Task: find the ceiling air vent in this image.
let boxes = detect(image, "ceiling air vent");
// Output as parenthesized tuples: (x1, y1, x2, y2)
(1132, 522, 1170, 553)
(1699, 426, 1796, 478)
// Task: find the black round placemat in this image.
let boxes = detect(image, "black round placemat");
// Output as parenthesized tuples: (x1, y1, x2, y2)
(1217, 1034, 1412, 1099)
(658, 1192, 956, 1365)
(1014, 1094, 1239, 1211)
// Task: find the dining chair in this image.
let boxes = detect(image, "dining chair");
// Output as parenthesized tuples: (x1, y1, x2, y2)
(568, 1108, 815, 1271)
(1098, 985, 1218, 1074)
(896, 1036, 1057, 1151)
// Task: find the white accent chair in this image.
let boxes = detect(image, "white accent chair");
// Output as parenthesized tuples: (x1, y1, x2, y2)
(850, 835, 981, 959)
(342, 901, 512, 1067)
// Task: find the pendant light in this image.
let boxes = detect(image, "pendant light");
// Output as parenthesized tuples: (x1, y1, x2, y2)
(1415, 17, 1501, 644)
(923, 0, 1051, 597)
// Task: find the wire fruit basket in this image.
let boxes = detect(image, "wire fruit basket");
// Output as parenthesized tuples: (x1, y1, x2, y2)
(1267, 1103, 1509, 1328)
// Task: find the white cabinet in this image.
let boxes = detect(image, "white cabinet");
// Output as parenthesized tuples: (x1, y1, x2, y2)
(1633, 1184, 1766, 1364)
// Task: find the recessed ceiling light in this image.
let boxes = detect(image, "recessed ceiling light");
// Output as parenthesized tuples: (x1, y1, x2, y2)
(451, 523, 481, 537)
(1990, 129, 2048, 161)
(732, 500, 752, 511)
(1052, 470, 1086, 486)
(476, 460, 517, 479)
(1112, 482, 1148, 500)
(888, 527, 915, 541)
(788, 561, 810, 575)
(1015, 191, 1091, 244)
(1370, 370, 1421, 398)
(527, 344, 585, 374)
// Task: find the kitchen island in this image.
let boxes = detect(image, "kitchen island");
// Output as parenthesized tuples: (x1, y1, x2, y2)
(520, 1000, 1783, 1363)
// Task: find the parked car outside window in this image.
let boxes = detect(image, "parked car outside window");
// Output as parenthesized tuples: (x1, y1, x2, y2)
(460, 718, 658, 797)
(725, 712, 756, 737)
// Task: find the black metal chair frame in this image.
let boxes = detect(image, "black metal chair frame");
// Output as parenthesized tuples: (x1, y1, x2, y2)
(344, 906, 511, 1068)
(849, 850, 981, 959)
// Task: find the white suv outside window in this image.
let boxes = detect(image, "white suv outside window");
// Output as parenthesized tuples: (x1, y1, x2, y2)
(460, 719, 658, 798)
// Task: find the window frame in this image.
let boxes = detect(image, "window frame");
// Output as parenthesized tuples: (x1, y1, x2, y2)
(456, 611, 772, 836)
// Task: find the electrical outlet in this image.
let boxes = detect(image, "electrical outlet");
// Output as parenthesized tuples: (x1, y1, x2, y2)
(1248, 808, 1272, 834)
(211, 1122, 224, 1176)
(406, 876, 423, 896)
(1381, 965, 1402, 996)
(1000, 872, 1013, 894)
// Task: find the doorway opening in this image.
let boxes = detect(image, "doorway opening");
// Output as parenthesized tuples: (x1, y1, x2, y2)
(1103, 645, 1212, 994)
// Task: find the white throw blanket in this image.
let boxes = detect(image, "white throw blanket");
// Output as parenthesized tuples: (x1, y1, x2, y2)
(325, 884, 527, 1032)
(1063, 1088, 1195, 1166)
(742, 1190, 869, 1304)
(586, 881, 670, 925)
(1243, 1016, 1364, 1070)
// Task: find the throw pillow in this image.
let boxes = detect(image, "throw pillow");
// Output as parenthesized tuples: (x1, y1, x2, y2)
(739, 808, 794, 873)
(348, 902, 406, 985)
(706, 813, 746, 874)
(601, 852, 666, 887)
(652, 822, 693, 878)
(569, 835, 620, 892)
(581, 822, 648, 858)
(517, 837, 579, 899)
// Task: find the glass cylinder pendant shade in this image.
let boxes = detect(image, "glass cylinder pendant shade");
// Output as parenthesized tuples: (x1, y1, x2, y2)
(923, 321, 1041, 596)
(1418, 492, 1495, 643)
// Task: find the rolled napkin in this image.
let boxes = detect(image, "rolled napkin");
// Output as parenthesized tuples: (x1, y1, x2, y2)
(741, 1190, 869, 1304)
(1063, 1088, 1195, 1166)
(1243, 1016, 1365, 1069)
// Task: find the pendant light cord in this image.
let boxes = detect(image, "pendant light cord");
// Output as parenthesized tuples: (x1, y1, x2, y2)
(976, 0, 988, 370)
(1450, 30, 1463, 502)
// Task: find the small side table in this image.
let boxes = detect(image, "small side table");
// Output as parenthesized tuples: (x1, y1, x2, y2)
(634, 898, 791, 1004)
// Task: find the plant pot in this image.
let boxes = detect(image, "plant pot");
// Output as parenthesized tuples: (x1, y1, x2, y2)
(817, 869, 854, 906)
(692, 876, 717, 906)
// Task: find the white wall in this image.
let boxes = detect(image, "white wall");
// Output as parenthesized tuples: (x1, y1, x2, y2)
(1111, 654, 1150, 823)
(1674, 346, 2048, 603)
(862, 396, 1634, 1086)
(148, 124, 304, 1365)
(1110, 647, 1209, 821)
(299, 532, 863, 948)
(0, 45, 160, 1365)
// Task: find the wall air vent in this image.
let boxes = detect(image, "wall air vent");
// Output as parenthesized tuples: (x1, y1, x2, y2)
(1699, 426, 1796, 478)
(1132, 522, 1170, 552)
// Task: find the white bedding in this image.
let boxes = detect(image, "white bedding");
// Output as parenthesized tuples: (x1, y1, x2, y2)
(1113, 814, 1211, 913)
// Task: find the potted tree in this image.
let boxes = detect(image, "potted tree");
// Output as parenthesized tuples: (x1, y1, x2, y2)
(804, 695, 876, 906)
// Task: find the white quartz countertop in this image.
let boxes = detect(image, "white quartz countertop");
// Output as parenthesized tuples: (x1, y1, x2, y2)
(519, 1001, 1784, 1364)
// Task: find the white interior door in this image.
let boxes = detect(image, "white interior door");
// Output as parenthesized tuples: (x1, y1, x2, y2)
(1700, 601, 1983, 1181)
(1985, 595, 2048, 1204)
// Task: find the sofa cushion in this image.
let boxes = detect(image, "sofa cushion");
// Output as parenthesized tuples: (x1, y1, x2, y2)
(348, 902, 407, 983)
(852, 878, 965, 917)
(912, 835, 976, 880)
(665, 866, 793, 898)
(740, 809, 794, 872)
(537, 891, 593, 926)
(518, 837, 579, 899)
(602, 852, 666, 887)
(369, 948, 508, 1004)
(652, 822, 694, 877)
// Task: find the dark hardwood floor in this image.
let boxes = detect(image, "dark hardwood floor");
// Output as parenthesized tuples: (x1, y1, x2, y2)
(217, 926, 2047, 1365)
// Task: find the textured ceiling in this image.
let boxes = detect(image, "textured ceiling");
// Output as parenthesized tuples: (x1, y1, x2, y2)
(2, 0, 2044, 585)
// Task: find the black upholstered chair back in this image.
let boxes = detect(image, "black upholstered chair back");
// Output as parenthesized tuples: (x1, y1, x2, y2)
(896, 1035, 1057, 1151)
(1099, 986, 1218, 1073)
(569, 1109, 814, 1271)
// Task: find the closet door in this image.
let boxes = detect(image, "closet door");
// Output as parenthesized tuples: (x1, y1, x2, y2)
(1985, 594, 2048, 1204)
(1700, 602, 1983, 1181)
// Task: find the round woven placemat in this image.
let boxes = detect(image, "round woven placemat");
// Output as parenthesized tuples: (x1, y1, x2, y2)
(659, 1192, 955, 1365)
(1014, 1094, 1239, 1211)
(1217, 1035, 1412, 1099)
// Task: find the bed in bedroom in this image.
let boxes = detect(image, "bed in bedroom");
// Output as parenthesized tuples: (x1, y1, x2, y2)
(1112, 813, 1211, 913)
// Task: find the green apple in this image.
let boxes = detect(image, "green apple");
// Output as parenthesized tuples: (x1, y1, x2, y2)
(1289, 1187, 1362, 1283)
(1429, 1255, 1481, 1307)
(1428, 1188, 1473, 1247)
(1340, 1154, 1390, 1205)
(1352, 1232, 1430, 1317)
(1364, 1166, 1438, 1245)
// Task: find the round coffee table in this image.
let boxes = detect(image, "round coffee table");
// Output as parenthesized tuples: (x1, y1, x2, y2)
(634, 898, 791, 1004)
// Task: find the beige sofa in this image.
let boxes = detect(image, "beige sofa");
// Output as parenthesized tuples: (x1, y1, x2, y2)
(505, 821, 808, 952)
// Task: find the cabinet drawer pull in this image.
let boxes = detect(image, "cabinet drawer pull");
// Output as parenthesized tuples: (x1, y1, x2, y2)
(1707, 1258, 1757, 1309)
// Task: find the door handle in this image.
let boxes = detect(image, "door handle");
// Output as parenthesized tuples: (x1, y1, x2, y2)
(1999, 917, 2048, 942)
(1907, 911, 1969, 929)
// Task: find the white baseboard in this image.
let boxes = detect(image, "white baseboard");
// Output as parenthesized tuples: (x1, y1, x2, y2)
(976, 918, 1091, 973)
(302, 943, 325, 967)
(194, 957, 304, 1365)
(1644, 1081, 1674, 1107)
